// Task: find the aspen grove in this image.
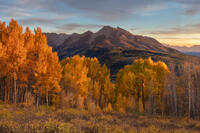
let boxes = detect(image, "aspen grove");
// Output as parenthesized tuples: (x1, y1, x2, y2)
(1, 20, 200, 119)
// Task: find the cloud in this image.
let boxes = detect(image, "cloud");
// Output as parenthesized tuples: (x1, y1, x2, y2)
(173, 0, 200, 15)
(60, 0, 200, 18)
(2, 7, 31, 17)
(62, 0, 166, 21)
(157, 37, 200, 40)
(19, 18, 58, 25)
(1, 0, 200, 23)
(1, 0, 167, 21)
(0, 0, 76, 20)
(147, 23, 200, 35)
(185, 8, 199, 15)
(57, 23, 103, 32)
(0, 3, 31, 17)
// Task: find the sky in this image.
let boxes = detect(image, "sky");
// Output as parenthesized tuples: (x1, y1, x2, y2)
(1, 0, 200, 46)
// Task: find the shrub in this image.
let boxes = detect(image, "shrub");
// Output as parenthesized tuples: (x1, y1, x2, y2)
(139, 125, 160, 133)
(0, 121, 20, 133)
(43, 119, 75, 133)
(0, 110, 11, 119)
(23, 120, 44, 133)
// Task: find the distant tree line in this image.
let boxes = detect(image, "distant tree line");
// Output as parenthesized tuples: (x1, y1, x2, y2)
(1, 20, 200, 119)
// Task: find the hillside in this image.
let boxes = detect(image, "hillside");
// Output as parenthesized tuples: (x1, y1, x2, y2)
(56, 26, 178, 55)
(49, 26, 191, 75)
(45, 33, 69, 49)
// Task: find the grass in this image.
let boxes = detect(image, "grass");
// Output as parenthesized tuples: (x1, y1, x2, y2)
(0, 104, 199, 133)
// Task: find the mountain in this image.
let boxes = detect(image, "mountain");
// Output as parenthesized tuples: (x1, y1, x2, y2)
(167, 45, 200, 56)
(49, 26, 193, 77)
(57, 26, 178, 56)
(45, 33, 69, 49)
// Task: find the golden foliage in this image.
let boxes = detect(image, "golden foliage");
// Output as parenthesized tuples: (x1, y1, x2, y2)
(0, 19, 62, 105)
(61, 55, 114, 110)
(116, 57, 169, 113)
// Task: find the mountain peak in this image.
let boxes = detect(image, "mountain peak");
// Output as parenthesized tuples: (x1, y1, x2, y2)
(97, 25, 116, 33)
(102, 25, 115, 30)
(82, 30, 93, 35)
(96, 26, 132, 36)
(56, 25, 179, 58)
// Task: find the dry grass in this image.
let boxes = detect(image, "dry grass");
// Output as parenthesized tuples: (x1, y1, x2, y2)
(0, 104, 199, 133)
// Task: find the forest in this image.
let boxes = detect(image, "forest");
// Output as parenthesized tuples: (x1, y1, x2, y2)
(1, 19, 200, 123)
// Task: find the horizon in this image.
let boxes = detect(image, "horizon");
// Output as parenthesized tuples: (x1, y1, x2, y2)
(1, 0, 200, 46)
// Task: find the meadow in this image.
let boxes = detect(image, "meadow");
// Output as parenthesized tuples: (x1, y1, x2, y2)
(0, 103, 199, 133)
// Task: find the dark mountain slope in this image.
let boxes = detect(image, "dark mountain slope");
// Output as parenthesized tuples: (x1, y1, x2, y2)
(57, 26, 178, 56)
(48, 26, 195, 77)
(45, 33, 69, 49)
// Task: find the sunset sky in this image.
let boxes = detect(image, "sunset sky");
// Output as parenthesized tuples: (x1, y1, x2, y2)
(1, 0, 200, 46)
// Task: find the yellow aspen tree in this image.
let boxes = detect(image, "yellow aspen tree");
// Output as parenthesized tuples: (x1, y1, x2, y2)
(116, 57, 169, 113)
(0, 21, 9, 102)
(85, 57, 101, 106)
(5, 19, 26, 104)
(103, 76, 114, 108)
(0, 42, 7, 101)
(116, 67, 137, 111)
(0, 21, 8, 45)
(45, 49, 62, 105)
(152, 61, 169, 114)
(98, 64, 112, 109)
(33, 28, 62, 106)
(32, 28, 49, 105)
(23, 27, 36, 104)
(61, 55, 90, 108)
(85, 57, 114, 110)
(0, 19, 62, 106)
